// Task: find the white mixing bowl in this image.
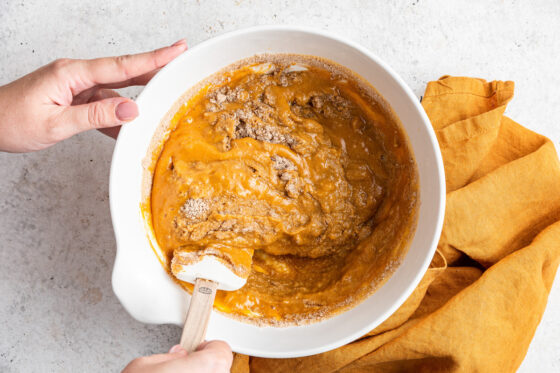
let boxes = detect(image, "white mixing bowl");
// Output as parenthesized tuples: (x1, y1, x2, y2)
(110, 25, 445, 358)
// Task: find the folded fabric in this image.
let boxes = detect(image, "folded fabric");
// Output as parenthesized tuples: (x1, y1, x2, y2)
(232, 76, 560, 372)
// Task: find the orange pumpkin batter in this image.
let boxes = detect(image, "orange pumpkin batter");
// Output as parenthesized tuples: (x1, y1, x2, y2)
(149, 56, 418, 325)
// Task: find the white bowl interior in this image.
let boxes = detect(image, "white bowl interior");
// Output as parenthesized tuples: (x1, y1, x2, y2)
(110, 26, 445, 358)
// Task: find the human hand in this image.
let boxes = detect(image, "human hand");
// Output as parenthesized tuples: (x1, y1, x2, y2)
(0, 39, 187, 153)
(122, 341, 233, 373)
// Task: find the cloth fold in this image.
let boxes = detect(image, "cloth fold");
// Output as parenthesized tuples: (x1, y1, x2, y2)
(232, 76, 560, 372)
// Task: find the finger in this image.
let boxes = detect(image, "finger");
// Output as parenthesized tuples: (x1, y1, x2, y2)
(73, 84, 123, 105)
(196, 341, 211, 351)
(139, 351, 187, 365)
(88, 89, 125, 139)
(63, 39, 187, 94)
(87, 88, 121, 102)
(55, 96, 138, 139)
(168, 345, 187, 354)
(153, 346, 233, 373)
(197, 340, 232, 354)
(196, 340, 233, 368)
(124, 342, 232, 373)
(72, 86, 99, 105)
(121, 351, 187, 373)
(96, 68, 161, 90)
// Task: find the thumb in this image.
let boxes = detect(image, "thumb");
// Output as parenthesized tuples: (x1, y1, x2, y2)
(59, 96, 138, 135)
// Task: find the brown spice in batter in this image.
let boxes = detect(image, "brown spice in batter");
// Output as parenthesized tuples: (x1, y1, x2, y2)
(149, 55, 418, 325)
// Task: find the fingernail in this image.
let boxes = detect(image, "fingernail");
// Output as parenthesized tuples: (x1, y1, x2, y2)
(169, 345, 186, 354)
(116, 101, 138, 121)
(171, 39, 187, 48)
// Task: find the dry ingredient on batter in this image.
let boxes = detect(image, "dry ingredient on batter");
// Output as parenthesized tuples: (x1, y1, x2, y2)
(150, 56, 418, 325)
(179, 199, 210, 222)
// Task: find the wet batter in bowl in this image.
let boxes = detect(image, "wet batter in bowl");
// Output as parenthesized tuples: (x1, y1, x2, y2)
(149, 55, 418, 325)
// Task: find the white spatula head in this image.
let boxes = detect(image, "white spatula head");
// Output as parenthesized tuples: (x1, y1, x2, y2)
(171, 252, 247, 291)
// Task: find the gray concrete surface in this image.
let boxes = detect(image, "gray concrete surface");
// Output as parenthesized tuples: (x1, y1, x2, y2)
(1, 0, 559, 371)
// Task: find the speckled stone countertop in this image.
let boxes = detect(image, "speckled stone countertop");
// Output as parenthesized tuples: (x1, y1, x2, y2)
(1, 1, 559, 371)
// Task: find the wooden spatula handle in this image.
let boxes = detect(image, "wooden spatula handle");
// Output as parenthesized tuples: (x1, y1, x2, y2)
(180, 278, 219, 352)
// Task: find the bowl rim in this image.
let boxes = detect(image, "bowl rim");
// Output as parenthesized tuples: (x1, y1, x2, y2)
(110, 24, 446, 358)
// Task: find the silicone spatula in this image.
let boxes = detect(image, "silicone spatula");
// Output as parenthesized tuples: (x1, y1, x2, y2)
(171, 248, 252, 352)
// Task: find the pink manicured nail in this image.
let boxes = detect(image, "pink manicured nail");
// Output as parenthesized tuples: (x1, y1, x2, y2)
(169, 345, 186, 354)
(172, 39, 188, 48)
(116, 101, 138, 121)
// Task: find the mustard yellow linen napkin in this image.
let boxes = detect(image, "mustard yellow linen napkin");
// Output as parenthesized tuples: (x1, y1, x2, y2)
(232, 76, 560, 372)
